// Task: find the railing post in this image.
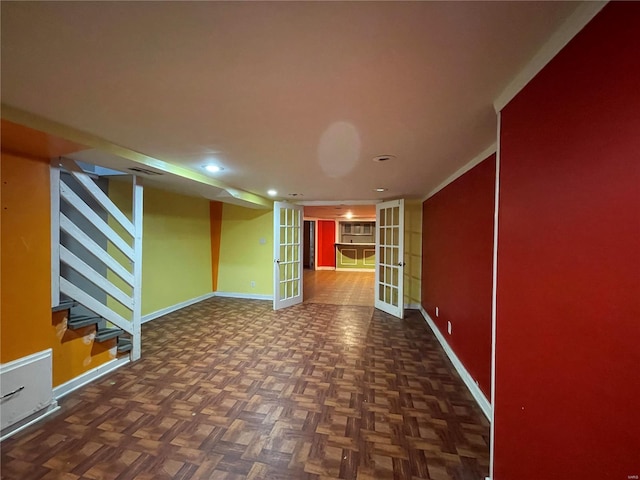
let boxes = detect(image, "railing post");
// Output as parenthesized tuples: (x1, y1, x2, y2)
(50, 161, 61, 308)
(131, 176, 144, 361)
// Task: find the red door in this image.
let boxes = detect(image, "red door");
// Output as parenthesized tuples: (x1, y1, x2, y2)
(316, 220, 336, 268)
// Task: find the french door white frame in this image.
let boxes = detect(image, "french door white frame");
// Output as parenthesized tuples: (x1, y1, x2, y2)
(273, 202, 304, 310)
(375, 199, 405, 318)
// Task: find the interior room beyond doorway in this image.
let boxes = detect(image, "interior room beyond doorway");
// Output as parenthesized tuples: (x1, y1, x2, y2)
(303, 269, 374, 307)
(302, 204, 376, 307)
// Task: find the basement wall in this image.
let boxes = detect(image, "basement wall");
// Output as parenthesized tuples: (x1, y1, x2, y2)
(493, 2, 640, 477)
(107, 180, 213, 319)
(216, 204, 273, 297)
(421, 155, 495, 401)
(1, 151, 114, 386)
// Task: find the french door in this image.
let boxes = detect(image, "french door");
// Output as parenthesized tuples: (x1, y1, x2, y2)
(273, 202, 303, 310)
(375, 199, 404, 318)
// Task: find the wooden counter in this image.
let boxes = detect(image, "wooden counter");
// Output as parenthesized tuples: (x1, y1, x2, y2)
(335, 243, 375, 271)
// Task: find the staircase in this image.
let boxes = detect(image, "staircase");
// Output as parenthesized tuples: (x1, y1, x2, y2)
(51, 158, 143, 361)
(52, 299, 133, 355)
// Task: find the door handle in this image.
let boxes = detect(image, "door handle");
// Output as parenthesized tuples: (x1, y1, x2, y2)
(398, 262, 405, 267)
(275, 259, 280, 264)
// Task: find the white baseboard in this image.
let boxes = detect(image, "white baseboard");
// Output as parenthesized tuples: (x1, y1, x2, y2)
(335, 268, 375, 272)
(405, 303, 421, 310)
(214, 291, 273, 301)
(315, 266, 335, 271)
(418, 306, 492, 420)
(142, 292, 216, 324)
(53, 356, 130, 400)
(0, 402, 59, 442)
(1, 349, 57, 442)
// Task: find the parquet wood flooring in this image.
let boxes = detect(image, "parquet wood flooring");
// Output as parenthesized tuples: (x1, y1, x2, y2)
(1, 298, 489, 480)
(303, 270, 374, 307)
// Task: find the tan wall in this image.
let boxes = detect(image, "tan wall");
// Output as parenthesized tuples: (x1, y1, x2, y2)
(404, 199, 422, 307)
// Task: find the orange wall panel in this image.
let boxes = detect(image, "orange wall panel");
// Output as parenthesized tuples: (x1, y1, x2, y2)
(51, 310, 118, 387)
(0, 119, 87, 160)
(1, 150, 117, 387)
(210, 201, 223, 291)
(1, 152, 52, 363)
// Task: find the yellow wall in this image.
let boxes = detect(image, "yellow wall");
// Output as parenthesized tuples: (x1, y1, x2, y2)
(108, 181, 212, 317)
(404, 199, 422, 307)
(217, 204, 273, 296)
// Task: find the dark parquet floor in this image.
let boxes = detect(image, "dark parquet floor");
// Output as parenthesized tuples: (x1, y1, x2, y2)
(1, 295, 489, 479)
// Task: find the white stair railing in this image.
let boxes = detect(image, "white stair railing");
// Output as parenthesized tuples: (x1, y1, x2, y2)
(51, 158, 143, 360)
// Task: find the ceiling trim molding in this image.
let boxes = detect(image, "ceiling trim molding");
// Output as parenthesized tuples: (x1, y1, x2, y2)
(0, 104, 271, 208)
(493, 1, 607, 113)
(421, 142, 497, 204)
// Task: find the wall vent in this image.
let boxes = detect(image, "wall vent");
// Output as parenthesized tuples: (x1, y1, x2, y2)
(127, 167, 163, 176)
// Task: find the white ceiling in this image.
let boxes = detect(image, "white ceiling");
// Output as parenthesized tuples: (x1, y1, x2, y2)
(1, 1, 580, 206)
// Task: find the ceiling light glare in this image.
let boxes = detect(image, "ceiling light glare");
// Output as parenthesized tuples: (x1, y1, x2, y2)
(345, 212, 353, 219)
(267, 189, 278, 196)
(204, 165, 222, 173)
(374, 188, 387, 192)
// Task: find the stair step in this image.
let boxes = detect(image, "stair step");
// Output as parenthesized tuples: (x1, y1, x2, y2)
(95, 328, 123, 343)
(52, 299, 78, 312)
(67, 315, 101, 329)
(117, 338, 132, 354)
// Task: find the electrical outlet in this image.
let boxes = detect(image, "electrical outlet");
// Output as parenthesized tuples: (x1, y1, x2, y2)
(250, 281, 256, 288)
(447, 321, 452, 335)
(435, 307, 439, 317)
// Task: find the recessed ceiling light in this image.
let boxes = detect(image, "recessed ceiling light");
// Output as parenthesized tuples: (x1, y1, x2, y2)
(204, 165, 223, 173)
(374, 187, 388, 192)
(372, 155, 396, 163)
(267, 189, 278, 196)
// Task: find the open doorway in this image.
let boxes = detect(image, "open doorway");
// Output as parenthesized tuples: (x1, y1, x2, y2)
(303, 220, 315, 270)
(301, 204, 376, 306)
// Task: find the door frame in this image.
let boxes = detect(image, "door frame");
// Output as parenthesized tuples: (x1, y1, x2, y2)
(374, 199, 405, 318)
(273, 201, 304, 310)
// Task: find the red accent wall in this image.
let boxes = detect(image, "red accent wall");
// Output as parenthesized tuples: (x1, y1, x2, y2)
(494, 3, 640, 478)
(422, 155, 495, 400)
(317, 220, 336, 268)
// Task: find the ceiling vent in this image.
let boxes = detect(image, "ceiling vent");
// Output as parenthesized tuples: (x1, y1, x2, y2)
(127, 167, 163, 176)
(372, 155, 396, 163)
